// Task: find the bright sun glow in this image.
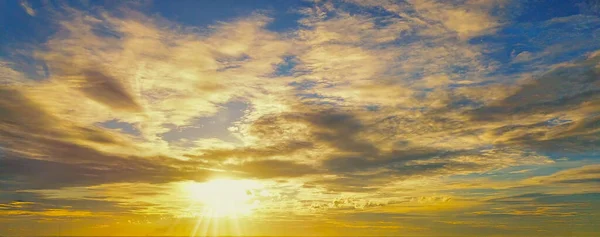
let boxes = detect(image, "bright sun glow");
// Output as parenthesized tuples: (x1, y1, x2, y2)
(181, 179, 262, 218)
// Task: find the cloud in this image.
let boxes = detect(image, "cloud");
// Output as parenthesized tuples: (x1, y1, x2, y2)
(345, 0, 506, 39)
(410, 0, 503, 39)
(0, 153, 213, 191)
(473, 191, 600, 220)
(0, 197, 116, 219)
(79, 70, 142, 112)
(29, 8, 293, 143)
(229, 159, 320, 178)
(525, 164, 600, 185)
(0, 88, 216, 190)
(190, 141, 314, 162)
(19, 0, 35, 16)
(578, 0, 600, 15)
(471, 52, 600, 152)
(0, 2, 576, 190)
(314, 148, 552, 192)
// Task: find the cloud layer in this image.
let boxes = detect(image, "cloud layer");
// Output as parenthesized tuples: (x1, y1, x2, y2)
(1, 0, 599, 236)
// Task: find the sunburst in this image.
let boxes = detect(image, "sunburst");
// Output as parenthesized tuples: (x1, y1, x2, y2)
(182, 179, 261, 218)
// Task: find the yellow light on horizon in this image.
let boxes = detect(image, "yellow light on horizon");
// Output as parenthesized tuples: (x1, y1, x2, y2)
(181, 179, 262, 218)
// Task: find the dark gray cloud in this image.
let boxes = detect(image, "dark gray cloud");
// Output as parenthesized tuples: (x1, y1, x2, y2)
(0, 152, 212, 190)
(1, 88, 61, 134)
(307, 172, 395, 192)
(313, 160, 491, 192)
(322, 148, 458, 173)
(471, 56, 600, 121)
(192, 141, 313, 161)
(0, 87, 212, 190)
(80, 70, 142, 112)
(0, 88, 121, 145)
(237, 107, 546, 192)
(248, 109, 379, 155)
(228, 159, 320, 179)
(0, 87, 323, 189)
(303, 110, 379, 155)
(466, 54, 600, 152)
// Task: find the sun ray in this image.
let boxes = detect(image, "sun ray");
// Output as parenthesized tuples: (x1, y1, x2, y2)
(178, 178, 263, 236)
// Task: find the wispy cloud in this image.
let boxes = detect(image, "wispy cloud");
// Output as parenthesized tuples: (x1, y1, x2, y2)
(19, 0, 35, 16)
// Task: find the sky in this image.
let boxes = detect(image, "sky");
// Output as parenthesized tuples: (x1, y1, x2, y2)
(0, 0, 599, 236)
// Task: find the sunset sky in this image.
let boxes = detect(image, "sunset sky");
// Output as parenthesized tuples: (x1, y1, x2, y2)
(1, 0, 599, 236)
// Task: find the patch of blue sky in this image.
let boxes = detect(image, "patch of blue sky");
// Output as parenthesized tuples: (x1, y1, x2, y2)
(334, 0, 404, 21)
(96, 119, 141, 137)
(147, 0, 305, 33)
(475, 15, 600, 77)
(317, 0, 418, 48)
(494, 155, 599, 180)
(534, 193, 600, 204)
(365, 105, 379, 112)
(447, 65, 470, 75)
(274, 55, 298, 76)
(90, 23, 123, 40)
(545, 117, 573, 127)
(264, 2, 308, 33)
(289, 79, 317, 90)
(159, 101, 247, 145)
(0, 0, 133, 51)
(0, 1, 55, 52)
(394, 106, 427, 112)
(537, 150, 600, 162)
(296, 93, 344, 103)
(513, 0, 583, 23)
(386, 31, 433, 50)
(0, 0, 130, 81)
(533, 160, 595, 175)
(483, 166, 544, 181)
(0, 1, 56, 81)
(446, 159, 575, 182)
(447, 98, 484, 110)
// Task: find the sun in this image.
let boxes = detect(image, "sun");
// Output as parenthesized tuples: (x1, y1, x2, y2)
(181, 179, 261, 218)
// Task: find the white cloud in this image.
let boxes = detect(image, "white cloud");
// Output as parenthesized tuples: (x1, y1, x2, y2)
(19, 0, 35, 16)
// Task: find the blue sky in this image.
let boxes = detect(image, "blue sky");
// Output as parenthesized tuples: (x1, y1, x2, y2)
(1, 0, 600, 236)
